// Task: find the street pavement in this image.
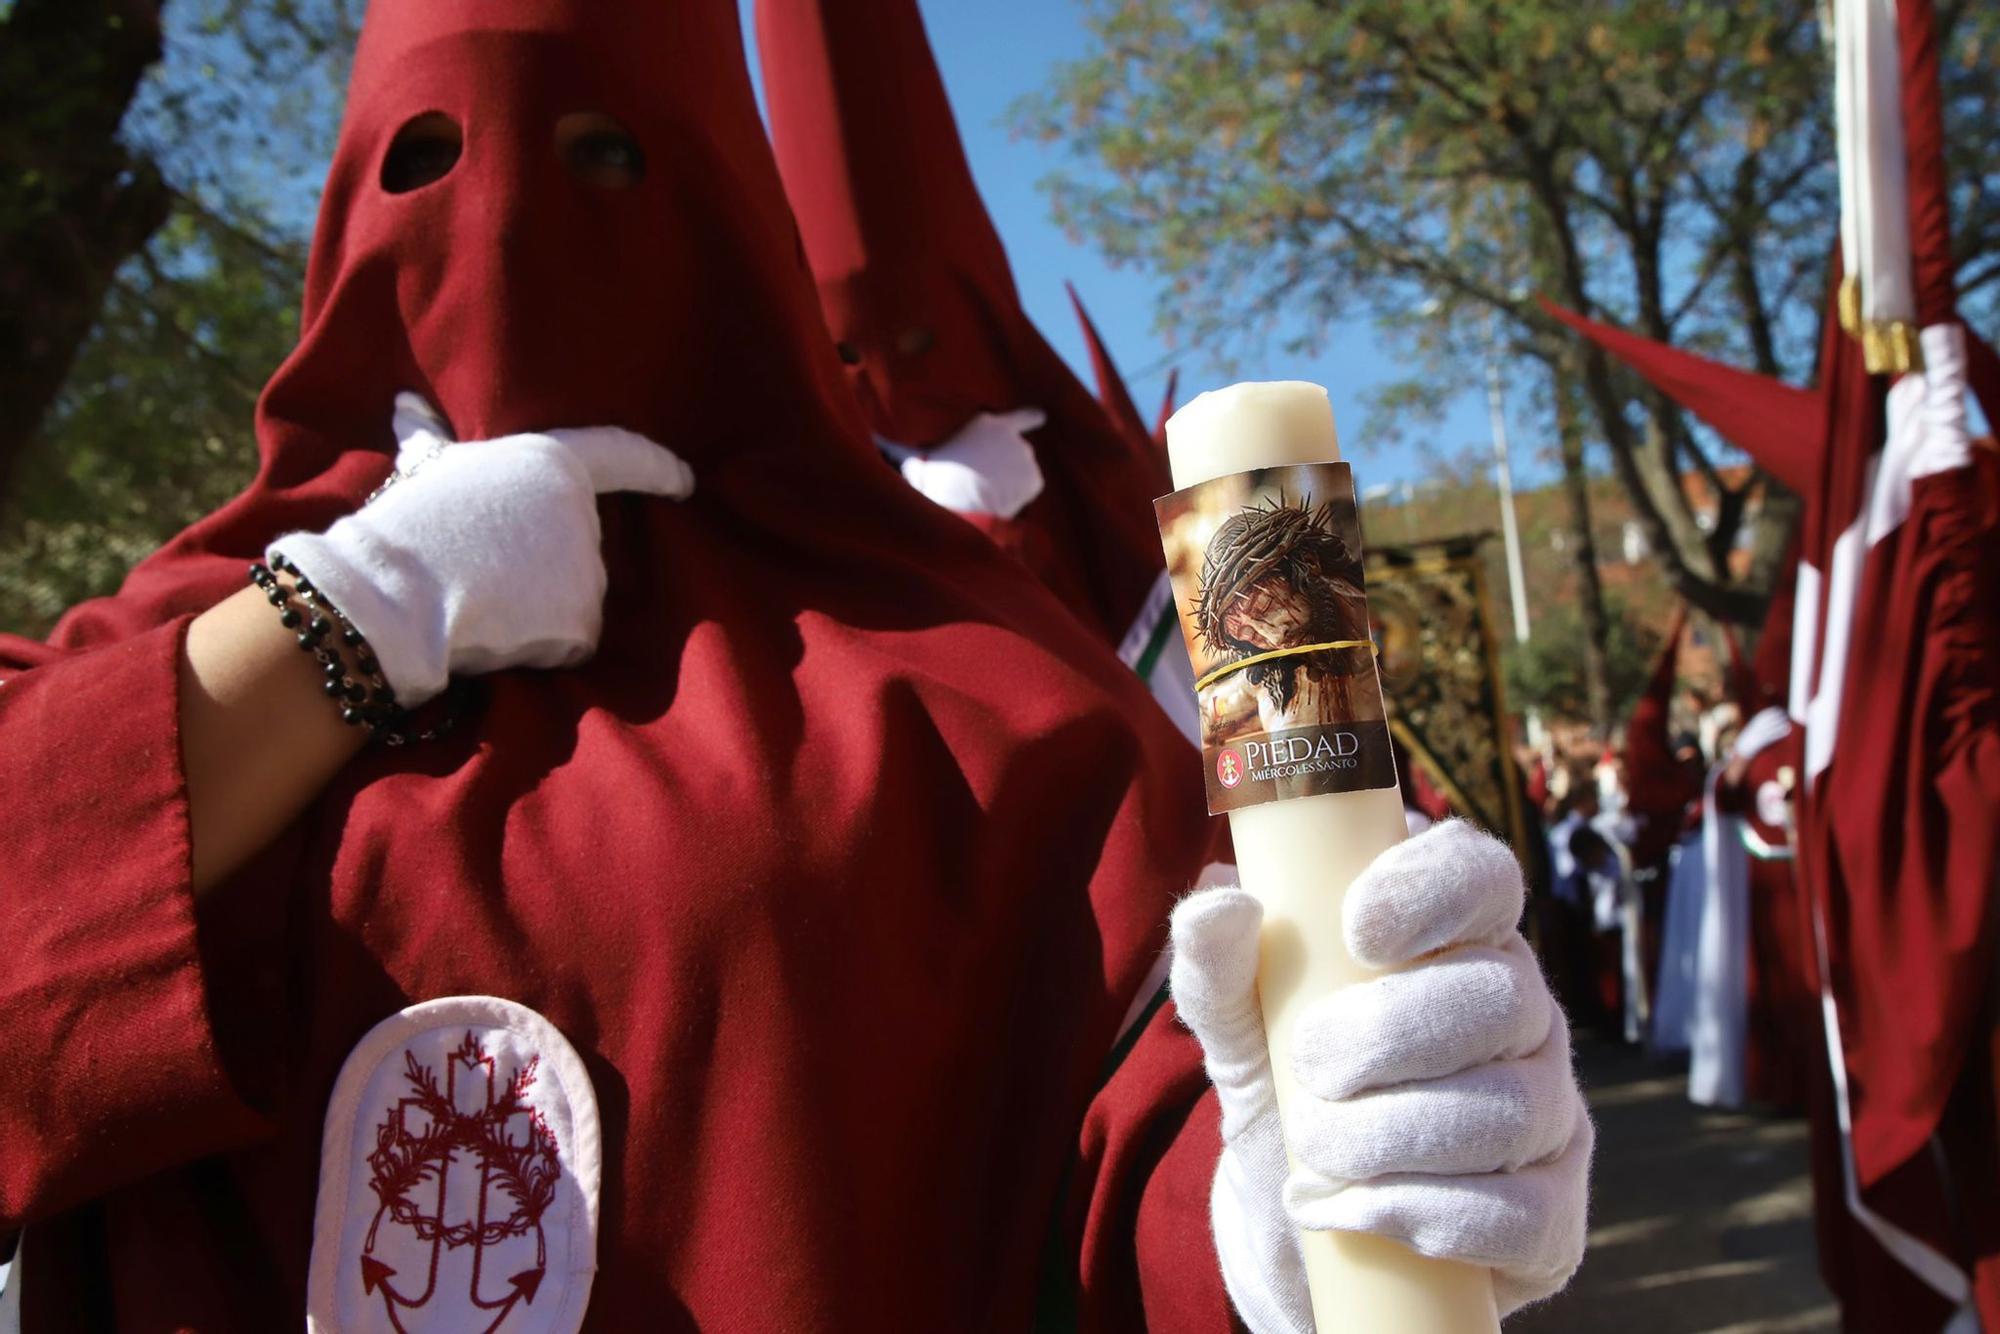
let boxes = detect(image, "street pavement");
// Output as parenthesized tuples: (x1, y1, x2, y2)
(1513, 1037, 1839, 1333)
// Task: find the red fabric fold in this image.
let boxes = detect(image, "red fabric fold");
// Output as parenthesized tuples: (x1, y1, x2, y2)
(0, 619, 271, 1228)
(1067, 1001, 1238, 1333)
(1897, 0, 1956, 327)
(1824, 461, 2000, 1188)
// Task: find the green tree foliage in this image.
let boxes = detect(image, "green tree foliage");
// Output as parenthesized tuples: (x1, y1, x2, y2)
(1502, 590, 1661, 725)
(0, 0, 357, 636)
(1017, 0, 2000, 625)
(0, 0, 173, 493)
(0, 207, 302, 630)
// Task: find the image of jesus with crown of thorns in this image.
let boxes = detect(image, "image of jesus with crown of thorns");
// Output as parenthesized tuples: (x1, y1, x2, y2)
(1192, 492, 1385, 746)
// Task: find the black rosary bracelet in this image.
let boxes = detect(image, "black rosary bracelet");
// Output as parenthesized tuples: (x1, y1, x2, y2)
(250, 555, 465, 747)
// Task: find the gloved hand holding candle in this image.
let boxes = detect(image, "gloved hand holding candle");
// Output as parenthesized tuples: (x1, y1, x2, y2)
(1155, 383, 1589, 1331)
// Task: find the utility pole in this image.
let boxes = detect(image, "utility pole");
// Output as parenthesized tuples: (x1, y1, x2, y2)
(1485, 311, 1533, 647)
(1484, 310, 1547, 751)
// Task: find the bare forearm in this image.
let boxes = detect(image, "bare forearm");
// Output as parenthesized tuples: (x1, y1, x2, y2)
(170, 403, 685, 895)
(181, 582, 367, 898)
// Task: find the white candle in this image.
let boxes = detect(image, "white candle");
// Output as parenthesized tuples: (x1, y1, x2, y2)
(1166, 382, 1499, 1333)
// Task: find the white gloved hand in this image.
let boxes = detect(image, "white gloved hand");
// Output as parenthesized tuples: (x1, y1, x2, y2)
(271, 394, 694, 706)
(888, 408, 1047, 519)
(1170, 821, 1592, 1331)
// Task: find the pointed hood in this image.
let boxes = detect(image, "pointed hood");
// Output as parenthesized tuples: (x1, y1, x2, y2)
(1066, 282, 1150, 451)
(756, 0, 1171, 642)
(55, 0, 1200, 877)
(76, 0, 873, 632)
(1153, 369, 1179, 448)
(1748, 555, 1798, 715)
(1624, 608, 1696, 816)
(1629, 608, 1684, 742)
(274, 0, 862, 465)
(758, 0, 1022, 446)
(1540, 298, 1822, 496)
(1721, 624, 1762, 716)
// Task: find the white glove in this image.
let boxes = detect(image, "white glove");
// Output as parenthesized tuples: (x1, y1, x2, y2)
(271, 394, 694, 706)
(1170, 820, 1592, 1330)
(884, 408, 1047, 519)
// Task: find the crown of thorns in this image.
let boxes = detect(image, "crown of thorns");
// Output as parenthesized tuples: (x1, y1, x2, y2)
(1194, 496, 1355, 652)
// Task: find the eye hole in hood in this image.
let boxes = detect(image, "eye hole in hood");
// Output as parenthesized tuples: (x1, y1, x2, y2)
(380, 112, 462, 195)
(556, 111, 645, 190)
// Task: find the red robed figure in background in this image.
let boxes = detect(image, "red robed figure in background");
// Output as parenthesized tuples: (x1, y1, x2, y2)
(1715, 581, 1814, 1116)
(756, 0, 1197, 742)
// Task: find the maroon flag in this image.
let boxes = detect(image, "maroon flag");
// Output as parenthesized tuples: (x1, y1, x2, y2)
(1539, 299, 1823, 495)
(1548, 1, 2000, 1316)
(1559, 286, 1999, 1328)
(1790, 0, 1998, 1321)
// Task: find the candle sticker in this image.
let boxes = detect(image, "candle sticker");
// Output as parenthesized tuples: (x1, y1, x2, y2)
(1155, 462, 1396, 813)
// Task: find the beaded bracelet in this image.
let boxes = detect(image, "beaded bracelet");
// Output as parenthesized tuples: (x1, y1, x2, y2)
(250, 556, 464, 747)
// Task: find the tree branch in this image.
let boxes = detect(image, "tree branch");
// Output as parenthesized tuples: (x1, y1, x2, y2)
(121, 252, 265, 402)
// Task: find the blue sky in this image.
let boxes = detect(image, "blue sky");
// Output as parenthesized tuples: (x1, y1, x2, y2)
(738, 0, 1509, 491)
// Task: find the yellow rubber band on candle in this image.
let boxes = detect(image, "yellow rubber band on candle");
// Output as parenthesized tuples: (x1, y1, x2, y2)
(1194, 639, 1378, 693)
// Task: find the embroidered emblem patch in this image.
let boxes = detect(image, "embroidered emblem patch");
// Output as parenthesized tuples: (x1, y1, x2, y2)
(308, 997, 601, 1334)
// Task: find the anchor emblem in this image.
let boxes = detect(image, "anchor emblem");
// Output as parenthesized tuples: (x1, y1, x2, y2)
(359, 1032, 562, 1332)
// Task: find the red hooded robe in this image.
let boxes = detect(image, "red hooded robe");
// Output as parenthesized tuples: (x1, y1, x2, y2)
(1620, 610, 1700, 1022)
(1623, 610, 1700, 874)
(755, 0, 1189, 737)
(0, 2, 1238, 1328)
(1713, 583, 1813, 1114)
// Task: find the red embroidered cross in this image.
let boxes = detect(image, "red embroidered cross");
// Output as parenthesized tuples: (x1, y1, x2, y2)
(359, 1033, 560, 1332)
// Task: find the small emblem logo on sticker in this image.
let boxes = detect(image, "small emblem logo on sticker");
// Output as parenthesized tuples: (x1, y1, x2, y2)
(1216, 748, 1245, 788)
(360, 1033, 559, 1327)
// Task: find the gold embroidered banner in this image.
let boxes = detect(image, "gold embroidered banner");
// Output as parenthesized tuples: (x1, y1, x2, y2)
(1365, 535, 1528, 851)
